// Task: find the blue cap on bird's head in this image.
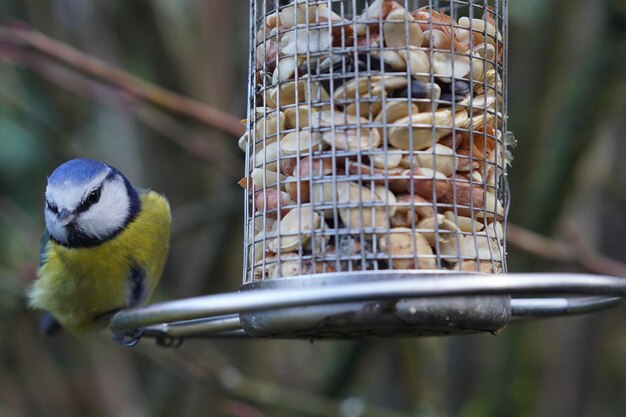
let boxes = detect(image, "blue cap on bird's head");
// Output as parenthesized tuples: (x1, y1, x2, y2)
(45, 158, 141, 248)
(48, 159, 111, 188)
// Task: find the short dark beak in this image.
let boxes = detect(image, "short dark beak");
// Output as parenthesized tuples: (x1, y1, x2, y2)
(58, 209, 76, 227)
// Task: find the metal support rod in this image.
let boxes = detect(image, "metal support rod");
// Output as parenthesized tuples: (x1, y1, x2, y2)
(110, 272, 626, 333)
(134, 296, 623, 340)
(510, 296, 624, 320)
(143, 314, 243, 338)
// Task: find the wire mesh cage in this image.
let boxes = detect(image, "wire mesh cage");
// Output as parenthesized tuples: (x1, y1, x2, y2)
(240, 0, 511, 337)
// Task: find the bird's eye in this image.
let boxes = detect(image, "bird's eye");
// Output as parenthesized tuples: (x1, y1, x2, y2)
(46, 200, 58, 214)
(88, 187, 102, 204)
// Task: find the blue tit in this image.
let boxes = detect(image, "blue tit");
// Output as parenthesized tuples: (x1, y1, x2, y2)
(28, 158, 171, 345)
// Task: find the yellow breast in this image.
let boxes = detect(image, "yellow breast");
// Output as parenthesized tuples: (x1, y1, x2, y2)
(29, 191, 171, 333)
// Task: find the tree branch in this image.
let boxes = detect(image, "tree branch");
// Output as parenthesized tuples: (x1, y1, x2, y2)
(6, 46, 242, 177)
(507, 224, 626, 277)
(144, 345, 411, 417)
(0, 24, 246, 137)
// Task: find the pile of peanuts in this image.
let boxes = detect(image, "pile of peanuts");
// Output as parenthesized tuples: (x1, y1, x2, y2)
(241, 0, 510, 281)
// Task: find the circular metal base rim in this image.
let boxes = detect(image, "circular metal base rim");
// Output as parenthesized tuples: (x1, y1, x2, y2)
(109, 272, 626, 340)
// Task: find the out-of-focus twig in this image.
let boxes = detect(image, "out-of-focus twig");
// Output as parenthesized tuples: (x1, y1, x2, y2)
(133, 106, 242, 178)
(145, 345, 409, 417)
(0, 24, 245, 137)
(9, 47, 242, 177)
(507, 224, 626, 277)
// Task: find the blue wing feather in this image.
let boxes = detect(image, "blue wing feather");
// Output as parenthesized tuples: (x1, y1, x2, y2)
(129, 264, 146, 307)
(40, 311, 63, 336)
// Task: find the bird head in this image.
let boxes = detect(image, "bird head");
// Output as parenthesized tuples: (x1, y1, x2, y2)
(44, 159, 140, 247)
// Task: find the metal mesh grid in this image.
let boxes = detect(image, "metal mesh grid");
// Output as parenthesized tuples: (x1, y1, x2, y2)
(242, 0, 511, 284)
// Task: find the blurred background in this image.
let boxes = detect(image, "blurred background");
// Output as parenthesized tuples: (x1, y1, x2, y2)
(0, 1, 624, 416)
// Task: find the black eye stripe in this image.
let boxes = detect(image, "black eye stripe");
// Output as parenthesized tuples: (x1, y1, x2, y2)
(77, 184, 103, 213)
(46, 200, 58, 214)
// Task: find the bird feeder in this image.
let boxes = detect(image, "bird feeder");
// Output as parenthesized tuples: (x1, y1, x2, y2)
(242, 0, 510, 337)
(109, 0, 625, 343)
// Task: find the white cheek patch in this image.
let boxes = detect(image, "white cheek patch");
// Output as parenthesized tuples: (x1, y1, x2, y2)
(44, 168, 132, 243)
(45, 170, 112, 244)
(77, 177, 131, 239)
